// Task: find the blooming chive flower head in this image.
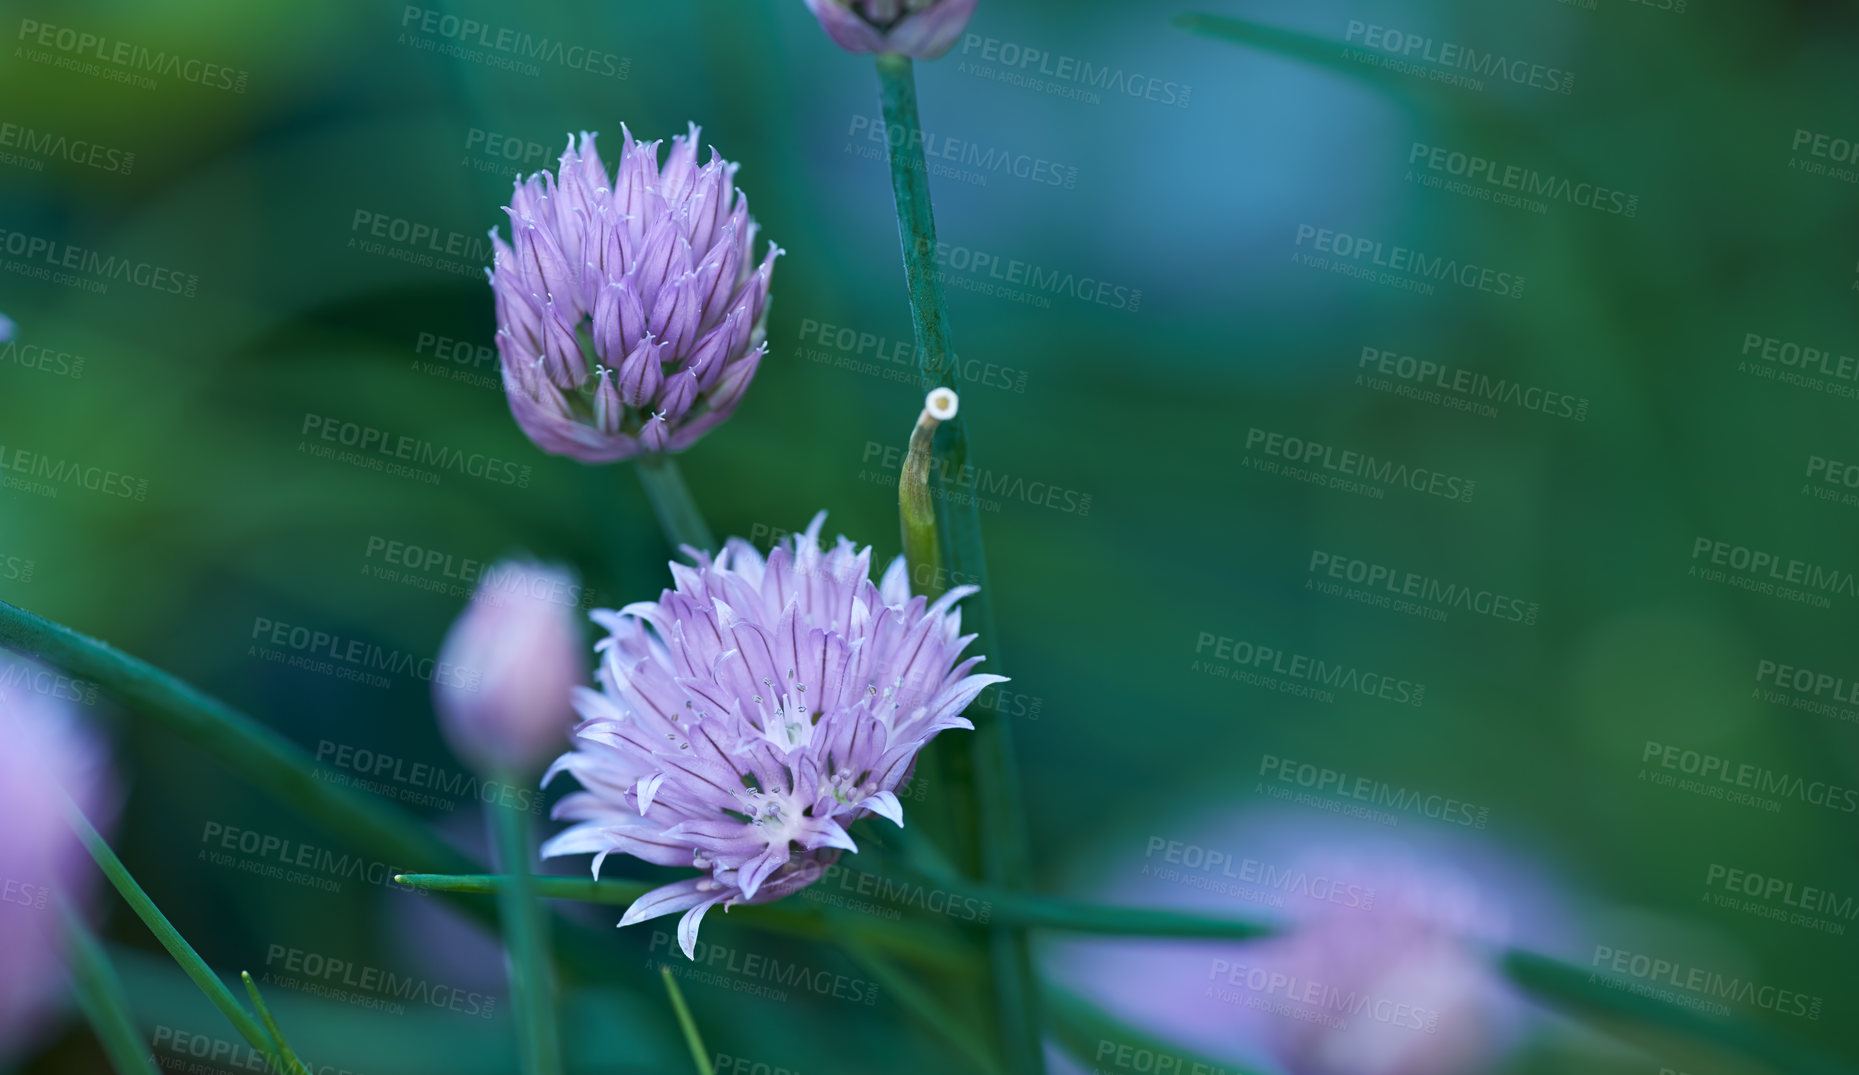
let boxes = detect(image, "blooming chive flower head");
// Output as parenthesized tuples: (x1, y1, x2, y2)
(490, 127, 781, 462)
(803, 0, 978, 59)
(541, 512, 1003, 957)
(0, 657, 116, 1061)
(1043, 817, 1564, 1075)
(434, 560, 585, 777)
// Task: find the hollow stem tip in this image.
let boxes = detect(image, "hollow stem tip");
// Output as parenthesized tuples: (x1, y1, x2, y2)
(901, 388, 957, 600)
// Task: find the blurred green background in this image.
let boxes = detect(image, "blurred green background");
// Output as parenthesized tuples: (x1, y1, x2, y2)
(3, 0, 1858, 1072)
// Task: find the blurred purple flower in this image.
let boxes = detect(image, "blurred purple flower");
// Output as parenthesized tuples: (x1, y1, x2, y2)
(541, 512, 1002, 957)
(804, 0, 977, 59)
(0, 657, 116, 1062)
(0, 313, 14, 342)
(434, 560, 585, 776)
(1046, 816, 1568, 1075)
(490, 126, 780, 463)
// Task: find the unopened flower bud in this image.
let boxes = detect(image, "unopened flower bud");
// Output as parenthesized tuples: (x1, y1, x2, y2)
(803, 0, 978, 59)
(434, 561, 585, 777)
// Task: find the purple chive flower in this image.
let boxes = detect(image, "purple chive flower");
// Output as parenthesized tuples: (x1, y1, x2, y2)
(0, 313, 13, 342)
(490, 126, 781, 463)
(1045, 816, 1568, 1075)
(0, 657, 116, 1061)
(434, 561, 586, 777)
(803, 0, 978, 59)
(541, 512, 1002, 957)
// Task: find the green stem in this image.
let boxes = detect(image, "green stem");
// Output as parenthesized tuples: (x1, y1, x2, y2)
(636, 454, 717, 556)
(489, 791, 562, 1075)
(842, 945, 1007, 1075)
(0, 598, 615, 983)
(393, 872, 967, 968)
(239, 971, 310, 1075)
(395, 871, 1277, 942)
(875, 50, 1042, 1074)
(61, 906, 163, 1075)
(62, 793, 274, 1060)
(657, 967, 715, 1075)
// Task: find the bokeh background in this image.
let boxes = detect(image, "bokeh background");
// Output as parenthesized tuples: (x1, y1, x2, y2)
(3, 0, 1858, 1072)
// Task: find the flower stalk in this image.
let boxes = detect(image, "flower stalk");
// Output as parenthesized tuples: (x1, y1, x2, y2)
(874, 50, 1043, 1074)
(490, 790, 562, 1075)
(636, 453, 717, 555)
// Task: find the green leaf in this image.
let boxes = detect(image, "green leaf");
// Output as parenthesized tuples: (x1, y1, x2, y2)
(240, 971, 311, 1075)
(658, 966, 715, 1075)
(0, 598, 617, 983)
(61, 791, 274, 1060)
(60, 906, 163, 1075)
